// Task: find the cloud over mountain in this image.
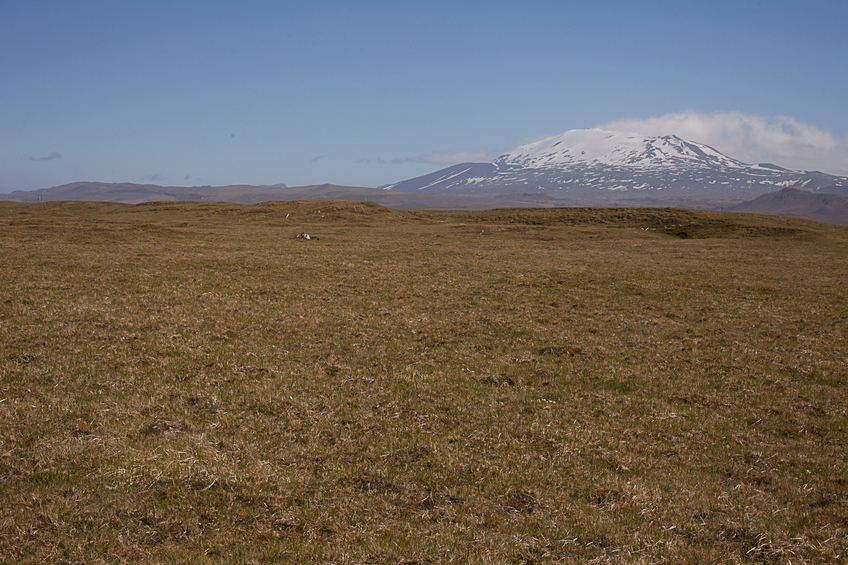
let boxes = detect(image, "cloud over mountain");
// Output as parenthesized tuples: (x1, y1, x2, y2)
(382, 112, 847, 176)
(600, 111, 848, 176)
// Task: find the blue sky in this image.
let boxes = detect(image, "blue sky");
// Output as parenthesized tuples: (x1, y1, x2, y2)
(2, 0, 847, 192)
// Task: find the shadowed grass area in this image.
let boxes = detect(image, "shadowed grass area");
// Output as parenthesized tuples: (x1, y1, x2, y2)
(1, 200, 846, 563)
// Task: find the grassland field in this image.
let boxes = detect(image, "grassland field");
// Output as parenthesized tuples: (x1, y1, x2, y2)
(0, 200, 846, 564)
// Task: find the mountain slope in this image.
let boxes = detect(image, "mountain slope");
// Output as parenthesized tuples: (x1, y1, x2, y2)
(386, 129, 848, 206)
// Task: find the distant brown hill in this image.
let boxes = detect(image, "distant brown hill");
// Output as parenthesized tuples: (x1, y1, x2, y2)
(0, 181, 382, 205)
(0, 181, 571, 210)
(10, 182, 848, 220)
(728, 187, 848, 226)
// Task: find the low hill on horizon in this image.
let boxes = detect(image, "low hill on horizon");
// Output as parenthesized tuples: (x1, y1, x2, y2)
(729, 187, 848, 226)
(0, 181, 382, 205)
(0, 181, 571, 211)
(5, 178, 848, 226)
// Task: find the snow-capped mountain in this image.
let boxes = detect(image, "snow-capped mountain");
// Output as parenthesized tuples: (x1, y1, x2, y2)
(385, 129, 848, 204)
(497, 129, 747, 170)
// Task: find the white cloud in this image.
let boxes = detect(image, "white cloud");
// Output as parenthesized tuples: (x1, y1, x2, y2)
(391, 156, 418, 164)
(363, 149, 499, 166)
(417, 149, 501, 165)
(30, 151, 62, 162)
(382, 149, 501, 166)
(599, 111, 848, 175)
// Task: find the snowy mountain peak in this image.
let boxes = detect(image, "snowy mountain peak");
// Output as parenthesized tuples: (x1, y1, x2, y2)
(496, 128, 748, 170)
(384, 127, 848, 204)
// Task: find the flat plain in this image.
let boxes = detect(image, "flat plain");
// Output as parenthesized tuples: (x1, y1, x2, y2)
(1, 200, 846, 564)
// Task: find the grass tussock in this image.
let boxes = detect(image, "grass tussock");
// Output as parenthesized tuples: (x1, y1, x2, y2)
(1, 200, 847, 563)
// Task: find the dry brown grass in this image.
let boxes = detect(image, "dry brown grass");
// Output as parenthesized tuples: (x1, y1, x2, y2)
(1, 200, 846, 563)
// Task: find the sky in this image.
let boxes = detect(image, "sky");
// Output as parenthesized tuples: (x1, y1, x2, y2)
(2, 0, 847, 193)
